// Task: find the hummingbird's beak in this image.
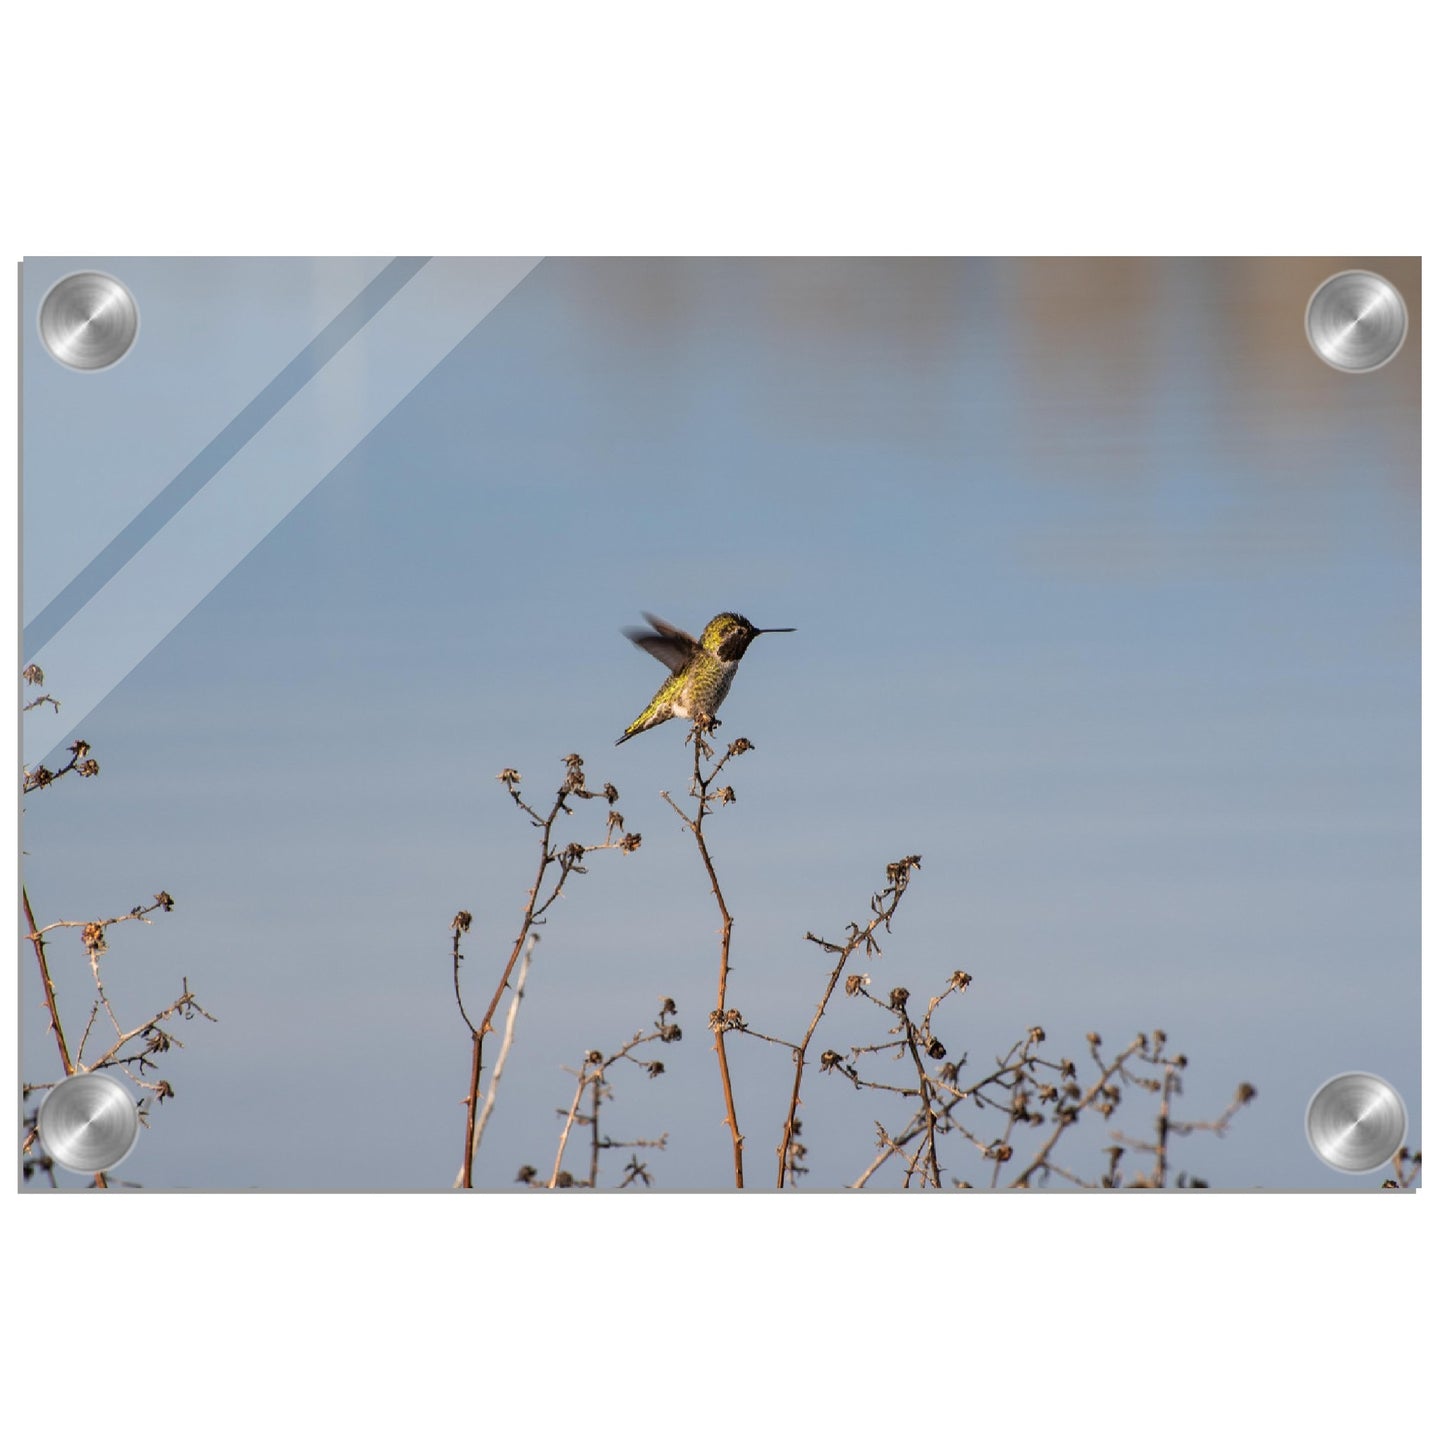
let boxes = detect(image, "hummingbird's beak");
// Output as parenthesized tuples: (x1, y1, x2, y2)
(753, 627, 796, 634)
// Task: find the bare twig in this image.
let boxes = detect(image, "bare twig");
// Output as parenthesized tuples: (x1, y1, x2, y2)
(23, 886, 73, 1076)
(22, 738, 100, 793)
(457, 758, 639, 1188)
(775, 856, 922, 1188)
(661, 726, 751, 1187)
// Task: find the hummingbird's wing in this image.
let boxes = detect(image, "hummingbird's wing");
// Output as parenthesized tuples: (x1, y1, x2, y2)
(623, 613, 699, 674)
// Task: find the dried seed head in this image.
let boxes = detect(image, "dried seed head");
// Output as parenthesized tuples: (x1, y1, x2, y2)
(452, 910, 473, 933)
(927, 1039, 947, 1060)
(888, 986, 910, 1010)
(844, 974, 866, 997)
(497, 768, 521, 785)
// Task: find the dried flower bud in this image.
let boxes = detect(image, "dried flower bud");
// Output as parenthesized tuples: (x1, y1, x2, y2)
(727, 738, 754, 756)
(516, 1165, 537, 1184)
(620, 832, 642, 853)
(949, 971, 972, 990)
(660, 1024, 682, 1043)
(1236, 1082, 1257, 1105)
(81, 922, 106, 954)
(1028, 1025, 1045, 1044)
(888, 986, 910, 1010)
(646, 1060, 665, 1078)
(820, 1050, 843, 1071)
(926, 1038, 947, 1060)
(452, 910, 473, 933)
(602, 782, 619, 803)
(585, 1049, 603, 1066)
(844, 975, 865, 996)
(555, 1171, 574, 1189)
(69, 739, 91, 758)
(497, 768, 521, 785)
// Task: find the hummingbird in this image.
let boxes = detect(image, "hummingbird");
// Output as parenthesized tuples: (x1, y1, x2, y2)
(615, 612, 796, 745)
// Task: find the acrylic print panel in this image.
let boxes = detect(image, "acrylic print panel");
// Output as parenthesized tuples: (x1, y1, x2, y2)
(19, 257, 1421, 1192)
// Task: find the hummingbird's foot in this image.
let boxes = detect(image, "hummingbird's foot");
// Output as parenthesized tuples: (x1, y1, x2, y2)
(685, 717, 718, 760)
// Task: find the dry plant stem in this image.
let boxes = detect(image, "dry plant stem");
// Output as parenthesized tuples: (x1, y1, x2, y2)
(460, 779, 575, 1187)
(459, 760, 638, 1188)
(665, 727, 745, 1188)
(778, 857, 921, 1188)
(82, 981, 212, 1074)
(549, 1066, 592, 1187)
(23, 886, 72, 1076)
(1152, 1061, 1177, 1187)
(544, 1013, 675, 1188)
(896, 998, 941, 1187)
(588, 1075, 604, 1188)
(452, 936, 537, 1187)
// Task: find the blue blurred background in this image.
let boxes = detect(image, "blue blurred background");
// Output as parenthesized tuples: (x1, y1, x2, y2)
(20, 256, 1420, 1189)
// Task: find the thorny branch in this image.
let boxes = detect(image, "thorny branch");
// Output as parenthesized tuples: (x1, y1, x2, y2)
(837, 1007, 1257, 1189)
(661, 724, 751, 1188)
(765, 855, 923, 1188)
(23, 666, 212, 1188)
(541, 999, 680, 1189)
(455, 756, 640, 1189)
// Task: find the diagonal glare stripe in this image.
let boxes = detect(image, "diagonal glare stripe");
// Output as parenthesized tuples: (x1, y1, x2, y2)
(24, 257, 542, 765)
(24, 257, 430, 656)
